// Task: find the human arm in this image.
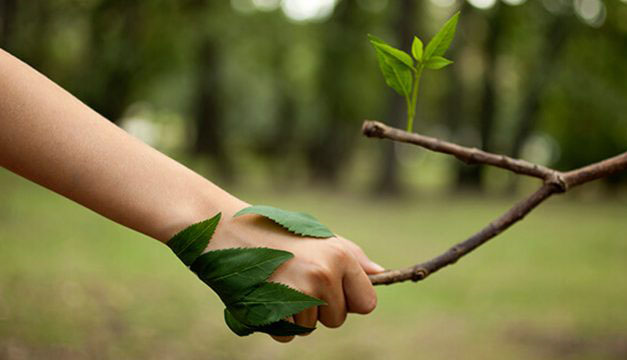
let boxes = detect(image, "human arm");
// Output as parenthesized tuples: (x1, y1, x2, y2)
(0, 49, 383, 341)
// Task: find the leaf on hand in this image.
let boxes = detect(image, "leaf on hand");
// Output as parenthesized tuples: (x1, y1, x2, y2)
(424, 56, 454, 70)
(258, 319, 315, 336)
(411, 36, 424, 63)
(227, 282, 325, 326)
(234, 205, 334, 238)
(224, 309, 315, 337)
(191, 247, 293, 303)
(167, 213, 221, 266)
(424, 11, 460, 62)
(224, 308, 255, 336)
(169, 210, 326, 337)
(368, 34, 414, 97)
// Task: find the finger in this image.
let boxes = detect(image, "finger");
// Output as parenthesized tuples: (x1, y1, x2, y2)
(338, 236, 385, 275)
(293, 306, 318, 336)
(270, 316, 295, 343)
(317, 277, 346, 328)
(342, 256, 377, 314)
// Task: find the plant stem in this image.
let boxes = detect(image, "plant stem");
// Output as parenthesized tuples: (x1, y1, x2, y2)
(405, 94, 413, 132)
(406, 65, 424, 133)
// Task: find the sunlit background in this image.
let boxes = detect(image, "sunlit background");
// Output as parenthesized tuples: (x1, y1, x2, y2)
(1, 0, 626, 359)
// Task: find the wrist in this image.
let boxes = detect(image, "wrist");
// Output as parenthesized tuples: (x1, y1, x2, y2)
(157, 179, 248, 244)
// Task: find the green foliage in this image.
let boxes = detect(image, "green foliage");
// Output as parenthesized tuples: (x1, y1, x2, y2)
(424, 56, 454, 70)
(411, 36, 424, 63)
(167, 207, 333, 337)
(167, 214, 221, 266)
(224, 309, 315, 337)
(423, 12, 460, 61)
(368, 11, 460, 132)
(227, 282, 324, 326)
(368, 34, 414, 97)
(190, 247, 294, 303)
(234, 205, 334, 238)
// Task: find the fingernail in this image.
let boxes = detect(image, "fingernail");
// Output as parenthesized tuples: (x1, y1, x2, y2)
(369, 261, 386, 273)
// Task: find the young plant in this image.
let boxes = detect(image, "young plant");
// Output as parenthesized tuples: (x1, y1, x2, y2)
(368, 11, 460, 133)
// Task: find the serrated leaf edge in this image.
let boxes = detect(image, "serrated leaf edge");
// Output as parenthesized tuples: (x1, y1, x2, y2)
(234, 206, 334, 238)
(167, 213, 221, 265)
(194, 247, 293, 283)
(424, 11, 460, 61)
(229, 282, 325, 326)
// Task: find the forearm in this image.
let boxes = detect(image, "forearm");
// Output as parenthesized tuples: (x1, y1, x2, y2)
(0, 49, 243, 242)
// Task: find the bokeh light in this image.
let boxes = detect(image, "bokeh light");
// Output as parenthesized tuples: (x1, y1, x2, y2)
(502, 0, 527, 5)
(280, 0, 337, 22)
(574, 0, 607, 27)
(467, 0, 497, 10)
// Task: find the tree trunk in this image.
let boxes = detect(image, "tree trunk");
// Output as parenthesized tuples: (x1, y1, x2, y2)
(193, 39, 234, 183)
(510, 16, 570, 159)
(305, 0, 366, 186)
(83, 0, 142, 123)
(505, 15, 571, 193)
(455, 5, 504, 191)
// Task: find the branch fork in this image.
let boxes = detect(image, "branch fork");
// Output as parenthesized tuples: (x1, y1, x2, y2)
(362, 120, 627, 286)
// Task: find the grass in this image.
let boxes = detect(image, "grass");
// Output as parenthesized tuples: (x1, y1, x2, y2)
(1, 169, 626, 359)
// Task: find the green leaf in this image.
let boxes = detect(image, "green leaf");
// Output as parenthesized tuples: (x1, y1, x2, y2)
(424, 56, 454, 70)
(367, 34, 413, 67)
(191, 248, 293, 303)
(224, 309, 315, 337)
(368, 34, 414, 96)
(374, 48, 413, 96)
(234, 205, 334, 238)
(366, 33, 386, 46)
(258, 319, 315, 336)
(167, 213, 221, 266)
(224, 308, 255, 336)
(424, 11, 460, 61)
(169, 212, 324, 337)
(227, 282, 325, 326)
(411, 36, 423, 62)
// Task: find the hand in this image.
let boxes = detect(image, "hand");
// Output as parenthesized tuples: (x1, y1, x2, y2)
(208, 203, 384, 342)
(0, 49, 383, 343)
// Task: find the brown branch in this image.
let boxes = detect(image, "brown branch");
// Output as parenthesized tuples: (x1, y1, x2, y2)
(362, 120, 564, 187)
(562, 152, 627, 189)
(362, 120, 627, 286)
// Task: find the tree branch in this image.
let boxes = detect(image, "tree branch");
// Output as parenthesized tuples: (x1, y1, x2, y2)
(362, 120, 565, 188)
(362, 120, 627, 286)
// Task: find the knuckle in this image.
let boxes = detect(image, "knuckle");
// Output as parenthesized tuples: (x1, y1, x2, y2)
(327, 240, 350, 261)
(323, 312, 347, 329)
(354, 246, 366, 257)
(308, 263, 334, 286)
(349, 241, 365, 254)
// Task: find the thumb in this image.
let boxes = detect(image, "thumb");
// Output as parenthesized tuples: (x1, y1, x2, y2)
(359, 256, 386, 275)
(337, 236, 385, 275)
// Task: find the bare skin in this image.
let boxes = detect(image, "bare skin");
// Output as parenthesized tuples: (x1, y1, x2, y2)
(0, 49, 383, 342)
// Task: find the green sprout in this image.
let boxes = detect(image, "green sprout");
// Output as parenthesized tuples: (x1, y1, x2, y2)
(369, 11, 460, 133)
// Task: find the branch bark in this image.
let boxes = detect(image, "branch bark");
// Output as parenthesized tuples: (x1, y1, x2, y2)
(362, 120, 627, 286)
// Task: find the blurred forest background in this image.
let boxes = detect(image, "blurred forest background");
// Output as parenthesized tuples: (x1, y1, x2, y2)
(1, 0, 626, 359)
(1, 0, 626, 194)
